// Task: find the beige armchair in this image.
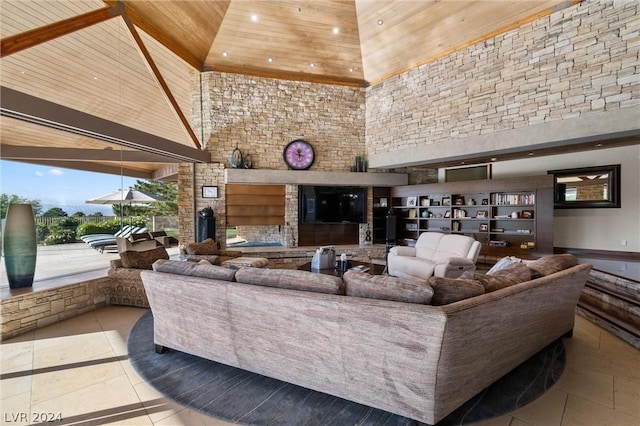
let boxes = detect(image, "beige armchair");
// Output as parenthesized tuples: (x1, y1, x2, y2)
(387, 232, 481, 280)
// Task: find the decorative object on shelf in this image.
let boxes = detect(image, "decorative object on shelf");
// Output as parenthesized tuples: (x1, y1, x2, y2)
(202, 186, 218, 198)
(454, 196, 465, 205)
(2, 203, 37, 288)
(511, 212, 519, 219)
(476, 211, 487, 218)
(407, 197, 417, 207)
(444, 210, 451, 218)
(230, 144, 243, 168)
(521, 210, 534, 219)
(482, 199, 489, 205)
(380, 198, 388, 208)
(479, 224, 489, 232)
(243, 154, 253, 169)
(421, 210, 428, 218)
(421, 198, 430, 207)
(351, 155, 368, 172)
(467, 198, 476, 206)
(283, 139, 315, 170)
(442, 197, 451, 206)
(408, 209, 417, 218)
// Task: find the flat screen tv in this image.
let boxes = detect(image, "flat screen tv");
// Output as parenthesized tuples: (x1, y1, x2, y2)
(299, 186, 367, 224)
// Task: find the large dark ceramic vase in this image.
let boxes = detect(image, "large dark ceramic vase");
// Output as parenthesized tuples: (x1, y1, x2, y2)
(3, 203, 37, 288)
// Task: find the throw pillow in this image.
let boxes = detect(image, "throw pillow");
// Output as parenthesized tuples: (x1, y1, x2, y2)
(427, 276, 485, 305)
(486, 256, 522, 275)
(185, 238, 219, 255)
(119, 246, 169, 270)
(235, 268, 345, 295)
(474, 262, 531, 292)
(343, 271, 433, 304)
(152, 259, 236, 281)
(524, 254, 579, 279)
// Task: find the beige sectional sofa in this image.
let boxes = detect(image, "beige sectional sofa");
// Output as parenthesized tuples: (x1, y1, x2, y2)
(141, 255, 591, 425)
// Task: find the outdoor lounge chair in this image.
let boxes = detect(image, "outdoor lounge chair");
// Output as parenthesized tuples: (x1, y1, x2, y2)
(90, 228, 149, 253)
(85, 226, 140, 247)
(80, 225, 134, 243)
(86, 226, 141, 248)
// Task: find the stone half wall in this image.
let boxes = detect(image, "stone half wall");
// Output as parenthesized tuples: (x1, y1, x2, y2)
(366, 0, 640, 168)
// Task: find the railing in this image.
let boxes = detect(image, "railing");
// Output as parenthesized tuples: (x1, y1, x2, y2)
(35, 215, 178, 231)
(35, 216, 117, 226)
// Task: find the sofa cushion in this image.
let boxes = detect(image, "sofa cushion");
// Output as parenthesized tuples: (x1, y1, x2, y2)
(343, 270, 433, 304)
(152, 259, 236, 281)
(221, 256, 269, 269)
(119, 247, 169, 269)
(474, 262, 531, 292)
(185, 238, 219, 255)
(524, 254, 579, 279)
(235, 268, 344, 295)
(427, 275, 485, 305)
(185, 254, 221, 265)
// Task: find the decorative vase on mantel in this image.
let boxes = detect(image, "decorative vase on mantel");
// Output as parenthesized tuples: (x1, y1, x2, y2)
(2, 203, 37, 288)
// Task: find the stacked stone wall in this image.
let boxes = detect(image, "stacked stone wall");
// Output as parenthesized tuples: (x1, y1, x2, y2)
(182, 74, 367, 245)
(201, 72, 366, 170)
(366, 0, 639, 156)
(1, 278, 110, 341)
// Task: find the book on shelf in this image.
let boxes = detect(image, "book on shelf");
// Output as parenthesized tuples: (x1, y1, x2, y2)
(490, 193, 535, 205)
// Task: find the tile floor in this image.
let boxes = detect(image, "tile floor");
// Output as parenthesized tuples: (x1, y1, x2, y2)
(1, 307, 638, 426)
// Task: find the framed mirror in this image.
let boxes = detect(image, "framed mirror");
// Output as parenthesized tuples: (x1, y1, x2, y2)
(548, 164, 621, 209)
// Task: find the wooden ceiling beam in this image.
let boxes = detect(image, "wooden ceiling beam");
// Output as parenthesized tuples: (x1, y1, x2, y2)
(151, 164, 180, 181)
(212, 64, 369, 88)
(1, 4, 123, 58)
(11, 158, 153, 180)
(103, 0, 203, 70)
(0, 87, 210, 163)
(120, 12, 203, 150)
(1, 146, 180, 163)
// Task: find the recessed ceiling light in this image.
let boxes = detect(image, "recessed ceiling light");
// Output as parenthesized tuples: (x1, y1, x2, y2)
(349, 67, 354, 73)
(267, 57, 273, 63)
(491, 157, 497, 161)
(528, 152, 534, 156)
(377, 19, 384, 25)
(333, 27, 339, 35)
(222, 51, 228, 57)
(251, 14, 258, 22)
(595, 143, 603, 147)
(310, 63, 315, 68)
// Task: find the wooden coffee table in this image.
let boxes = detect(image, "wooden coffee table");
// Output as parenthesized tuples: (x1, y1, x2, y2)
(298, 260, 385, 277)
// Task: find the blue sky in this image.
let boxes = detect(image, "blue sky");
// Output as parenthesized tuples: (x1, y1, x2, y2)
(1, 160, 139, 214)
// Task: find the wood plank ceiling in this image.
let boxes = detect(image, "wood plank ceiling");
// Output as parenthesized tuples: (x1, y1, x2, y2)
(1, 0, 576, 181)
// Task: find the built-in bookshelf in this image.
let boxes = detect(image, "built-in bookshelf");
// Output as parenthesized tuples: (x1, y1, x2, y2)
(390, 176, 554, 257)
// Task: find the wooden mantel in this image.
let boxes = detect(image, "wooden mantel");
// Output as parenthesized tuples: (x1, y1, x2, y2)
(224, 169, 408, 187)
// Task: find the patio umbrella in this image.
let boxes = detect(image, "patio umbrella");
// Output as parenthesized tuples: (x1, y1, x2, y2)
(86, 187, 163, 229)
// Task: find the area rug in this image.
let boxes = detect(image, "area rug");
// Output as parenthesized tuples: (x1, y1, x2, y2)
(128, 311, 565, 425)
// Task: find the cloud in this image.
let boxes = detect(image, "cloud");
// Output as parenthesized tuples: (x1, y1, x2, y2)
(34, 171, 44, 177)
(48, 169, 64, 176)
